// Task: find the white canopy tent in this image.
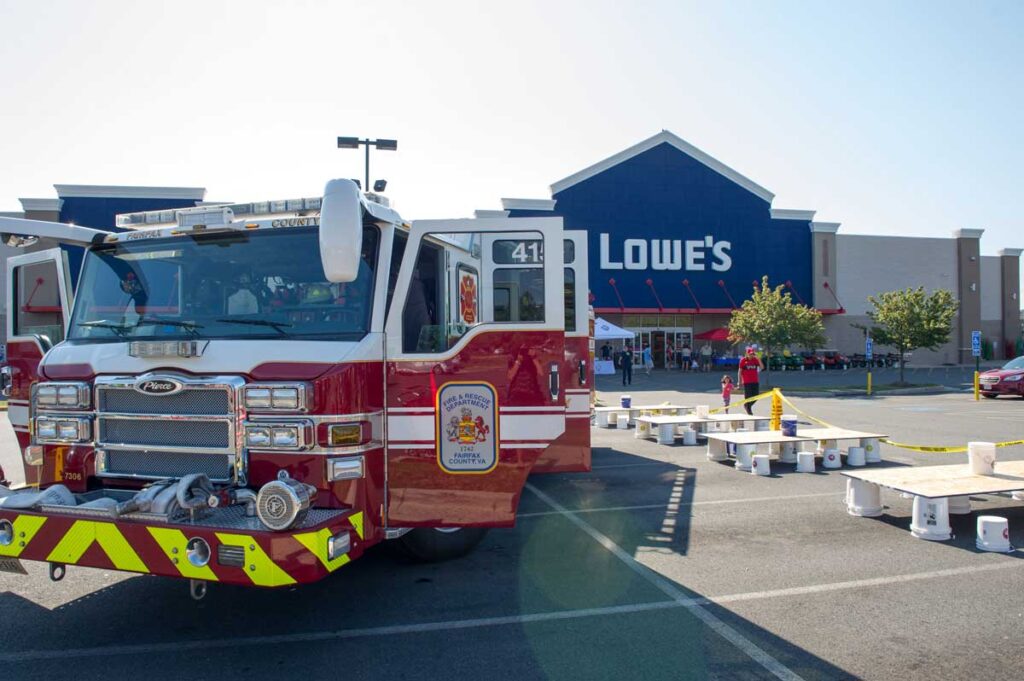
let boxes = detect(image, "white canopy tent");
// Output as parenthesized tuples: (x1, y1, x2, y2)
(594, 318, 633, 340)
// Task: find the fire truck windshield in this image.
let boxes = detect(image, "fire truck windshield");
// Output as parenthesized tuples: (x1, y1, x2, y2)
(68, 226, 378, 342)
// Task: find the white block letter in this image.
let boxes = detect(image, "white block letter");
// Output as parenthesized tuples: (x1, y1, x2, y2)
(685, 240, 705, 271)
(600, 233, 622, 270)
(624, 239, 647, 270)
(651, 240, 682, 270)
(712, 240, 732, 271)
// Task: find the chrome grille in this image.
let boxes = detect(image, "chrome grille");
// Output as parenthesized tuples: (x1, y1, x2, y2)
(94, 374, 245, 483)
(98, 418, 230, 449)
(103, 449, 234, 480)
(97, 388, 230, 415)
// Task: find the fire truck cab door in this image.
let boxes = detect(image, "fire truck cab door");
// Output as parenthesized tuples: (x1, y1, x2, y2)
(5, 248, 74, 476)
(384, 217, 567, 527)
(532, 229, 592, 473)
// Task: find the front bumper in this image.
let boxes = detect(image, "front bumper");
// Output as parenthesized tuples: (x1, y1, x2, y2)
(0, 500, 365, 588)
(979, 379, 1023, 396)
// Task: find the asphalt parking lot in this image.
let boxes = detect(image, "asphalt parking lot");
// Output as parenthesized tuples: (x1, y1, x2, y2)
(2, 376, 1023, 680)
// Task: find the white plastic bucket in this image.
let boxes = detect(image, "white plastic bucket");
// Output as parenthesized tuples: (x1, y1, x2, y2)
(779, 442, 798, 464)
(822, 448, 842, 469)
(976, 515, 1013, 553)
(846, 478, 883, 517)
(616, 415, 629, 429)
(910, 496, 951, 541)
(682, 427, 697, 446)
(621, 395, 632, 408)
(752, 454, 771, 476)
(634, 420, 650, 439)
(657, 423, 675, 445)
(862, 438, 881, 463)
(755, 419, 769, 432)
(968, 442, 996, 476)
(596, 411, 610, 428)
(796, 451, 816, 473)
(846, 447, 866, 467)
(735, 443, 755, 471)
(948, 495, 972, 515)
(695, 404, 710, 418)
(781, 415, 798, 437)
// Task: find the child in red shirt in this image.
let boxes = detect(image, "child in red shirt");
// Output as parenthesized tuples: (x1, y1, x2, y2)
(721, 375, 734, 413)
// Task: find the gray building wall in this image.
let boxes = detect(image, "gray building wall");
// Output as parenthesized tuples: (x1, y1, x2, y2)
(827, 233, 959, 364)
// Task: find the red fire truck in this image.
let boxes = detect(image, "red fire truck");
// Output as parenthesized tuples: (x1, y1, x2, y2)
(0, 179, 591, 598)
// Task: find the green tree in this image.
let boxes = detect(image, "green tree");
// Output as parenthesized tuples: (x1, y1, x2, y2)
(862, 286, 959, 384)
(728, 276, 826, 381)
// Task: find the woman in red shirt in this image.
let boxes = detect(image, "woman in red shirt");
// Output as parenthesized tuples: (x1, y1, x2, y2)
(737, 347, 764, 415)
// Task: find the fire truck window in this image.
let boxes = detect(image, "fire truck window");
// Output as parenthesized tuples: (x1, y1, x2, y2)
(493, 268, 544, 322)
(386, 230, 408, 318)
(402, 242, 442, 353)
(564, 267, 576, 332)
(12, 260, 64, 344)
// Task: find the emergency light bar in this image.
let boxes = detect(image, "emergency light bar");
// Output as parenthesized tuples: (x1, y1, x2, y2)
(116, 196, 324, 228)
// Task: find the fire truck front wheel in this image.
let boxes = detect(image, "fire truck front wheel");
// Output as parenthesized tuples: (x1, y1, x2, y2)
(397, 527, 488, 562)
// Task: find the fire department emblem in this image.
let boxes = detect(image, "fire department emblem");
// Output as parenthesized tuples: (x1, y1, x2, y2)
(459, 270, 478, 325)
(436, 382, 498, 474)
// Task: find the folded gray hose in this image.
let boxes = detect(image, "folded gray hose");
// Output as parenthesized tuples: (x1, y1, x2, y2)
(176, 473, 215, 511)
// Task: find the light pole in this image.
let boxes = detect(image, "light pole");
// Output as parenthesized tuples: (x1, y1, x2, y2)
(336, 137, 398, 191)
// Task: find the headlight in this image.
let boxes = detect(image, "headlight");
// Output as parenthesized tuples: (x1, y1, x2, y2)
(34, 416, 90, 443)
(36, 418, 58, 439)
(33, 382, 89, 409)
(1003, 374, 1023, 383)
(245, 427, 271, 447)
(36, 385, 58, 406)
(272, 426, 299, 448)
(244, 421, 311, 450)
(243, 384, 307, 411)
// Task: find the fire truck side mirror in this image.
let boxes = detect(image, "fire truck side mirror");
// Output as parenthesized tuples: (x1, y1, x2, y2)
(319, 178, 364, 283)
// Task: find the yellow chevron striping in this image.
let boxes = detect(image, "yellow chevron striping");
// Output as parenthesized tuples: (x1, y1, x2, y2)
(0, 515, 47, 558)
(215, 533, 296, 587)
(349, 511, 364, 540)
(294, 528, 350, 573)
(94, 523, 149, 573)
(147, 527, 217, 581)
(45, 520, 148, 572)
(46, 520, 95, 564)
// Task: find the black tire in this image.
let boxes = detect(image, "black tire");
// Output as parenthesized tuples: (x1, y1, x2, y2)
(982, 393, 997, 399)
(397, 527, 488, 562)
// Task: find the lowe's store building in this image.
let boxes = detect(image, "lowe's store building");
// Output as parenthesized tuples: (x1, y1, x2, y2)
(483, 131, 1021, 367)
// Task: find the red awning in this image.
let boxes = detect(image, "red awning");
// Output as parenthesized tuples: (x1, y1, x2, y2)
(694, 327, 730, 341)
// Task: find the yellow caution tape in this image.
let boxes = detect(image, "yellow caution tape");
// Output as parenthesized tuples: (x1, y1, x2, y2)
(776, 391, 1024, 453)
(707, 388, 775, 414)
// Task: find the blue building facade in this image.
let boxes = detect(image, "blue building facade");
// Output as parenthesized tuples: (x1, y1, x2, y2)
(499, 131, 822, 364)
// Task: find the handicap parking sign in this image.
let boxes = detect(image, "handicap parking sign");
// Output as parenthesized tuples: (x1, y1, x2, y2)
(865, 338, 873, 360)
(971, 330, 981, 357)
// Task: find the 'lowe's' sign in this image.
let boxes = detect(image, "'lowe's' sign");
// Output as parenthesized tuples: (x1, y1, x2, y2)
(506, 135, 812, 311)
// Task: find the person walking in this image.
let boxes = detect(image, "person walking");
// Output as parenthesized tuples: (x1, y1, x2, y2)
(681, 343, 692, 372)
(700, 342, 713, 372)
(721, 375, 734, 413)
(642, 343, 654, 376)
(601, 342, 612, 360)
(737, 346, 764, 415)
(620, 343, 634, 386)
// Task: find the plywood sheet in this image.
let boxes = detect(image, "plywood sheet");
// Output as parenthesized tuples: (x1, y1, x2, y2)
(635, 415, 711, 426)
(798, 427, 888, 441)
(843, 461, 1024, 498)
(705, 431, 817, 445)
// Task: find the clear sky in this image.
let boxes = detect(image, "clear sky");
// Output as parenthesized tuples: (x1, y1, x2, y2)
(1, 1, 1021, 265)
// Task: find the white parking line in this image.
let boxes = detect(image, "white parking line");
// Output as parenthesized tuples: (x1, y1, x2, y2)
(517, 492, 840, 519)
(525, 483, 804, 681)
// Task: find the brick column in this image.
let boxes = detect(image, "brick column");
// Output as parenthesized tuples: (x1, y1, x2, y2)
(954, 229, 983, 364)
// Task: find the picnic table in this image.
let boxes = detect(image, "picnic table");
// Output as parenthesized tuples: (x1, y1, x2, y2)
(843, 461, 1024, 499)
